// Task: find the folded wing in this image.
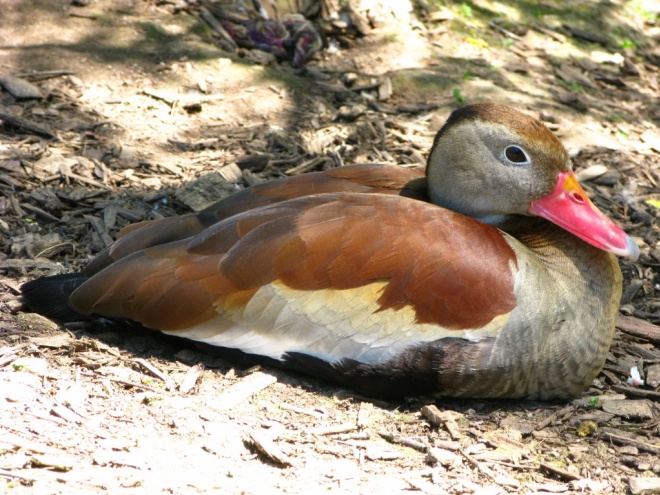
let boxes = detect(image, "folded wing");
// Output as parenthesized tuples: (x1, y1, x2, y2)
(70, 193, 518, 366)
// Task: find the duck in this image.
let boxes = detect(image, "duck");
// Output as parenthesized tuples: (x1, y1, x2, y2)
(21, 103, 639, 400)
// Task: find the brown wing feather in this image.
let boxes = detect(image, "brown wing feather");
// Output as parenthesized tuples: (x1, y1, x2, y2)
(70, 193, 517, 332)
(84, 165, 427, 276)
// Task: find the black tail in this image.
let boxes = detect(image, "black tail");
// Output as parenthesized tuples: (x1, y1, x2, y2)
(21, 273, 89, 322)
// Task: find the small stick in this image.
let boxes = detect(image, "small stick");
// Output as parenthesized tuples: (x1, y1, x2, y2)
(0, 406, 67, 425)
(280, 403, 324, 419)
(69, 11, 97, 20)
(0, 468, 35, 483)
(379, 431, 427, 452)
(601, 431, 660, 455)
(101, 377, 165, 394)
(15, 70, 75, 80)
(306, 423, 358, 436)
(489, 20, 522, 40)
(535, 404, 573, 431)
(539, 461, 580, 481)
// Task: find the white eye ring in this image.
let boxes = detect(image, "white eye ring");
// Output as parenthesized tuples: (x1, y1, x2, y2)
(503, 145, 531, 166)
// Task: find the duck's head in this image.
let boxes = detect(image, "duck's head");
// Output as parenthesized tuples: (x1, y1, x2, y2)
(426, 103, 639, 260)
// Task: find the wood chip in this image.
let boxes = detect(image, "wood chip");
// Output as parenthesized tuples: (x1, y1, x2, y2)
(427, 447, 462, 467)
(434, 439, 462, 451)
(540, 461, 580, 481)
(575, 164, 608, 182)
(629, 477, 660, 495)
(600, 399, 656, 420)
(0, 109, 56, 138)
(133, 358, 175, 391)
(555, 63, 597, 89)
(421, 404, 462, 440)
(617, 315, 660, 345)
(378, 77, 393, 101)
(178, 364, 204, 394)
(0, 75, 43, 99)
(646, 364, 660, 388)
(247, 429, 292, 466)
(215, 371, 277, 410)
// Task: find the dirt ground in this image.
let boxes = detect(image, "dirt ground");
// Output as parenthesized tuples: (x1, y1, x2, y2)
(1, 0, 660, 494)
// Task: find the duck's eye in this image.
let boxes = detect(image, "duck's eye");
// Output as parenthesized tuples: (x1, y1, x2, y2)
(504, 145, 530, 165)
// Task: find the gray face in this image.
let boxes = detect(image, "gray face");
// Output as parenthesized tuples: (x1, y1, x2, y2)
(426, 110, 570, 224)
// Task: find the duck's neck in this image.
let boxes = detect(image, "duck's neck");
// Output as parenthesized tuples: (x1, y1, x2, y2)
(493, 216, 622, 399)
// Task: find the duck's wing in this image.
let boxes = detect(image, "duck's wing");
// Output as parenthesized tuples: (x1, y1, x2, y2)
(85, 165, 427, 275)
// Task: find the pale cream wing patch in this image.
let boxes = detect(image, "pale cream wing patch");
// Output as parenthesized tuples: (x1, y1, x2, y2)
(162, 280, 513, 363)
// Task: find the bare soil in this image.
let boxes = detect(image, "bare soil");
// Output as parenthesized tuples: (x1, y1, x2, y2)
(1, 1, 660, 494)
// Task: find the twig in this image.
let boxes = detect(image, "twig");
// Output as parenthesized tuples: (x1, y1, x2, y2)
(611, 384, 660, 400)
(535, 405, 573, 430)
(15, 70, 75, 80)
(531, 23, 567, 43)
(198, 8, 237, 49)
(280, 403, 325, 419)
(0, 406, 67, 425)
(539, 461, 580, 481)
(20, 203, 62, 223)
(285, 156, 328, 175)
(101, 376, 166, 394)
(379, 431, 427, 452)
(0, 468, 35, 483)
(460, 450, 497, 480)
(489, 20, 522, 40)
(50, 404, 84, 423)
(601, 431, 660, 455)
(63, 170, 112, 190)
(306, 423, 358, 436)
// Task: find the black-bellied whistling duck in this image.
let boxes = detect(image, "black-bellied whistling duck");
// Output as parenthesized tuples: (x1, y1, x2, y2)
(21, 103, 639, 400)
